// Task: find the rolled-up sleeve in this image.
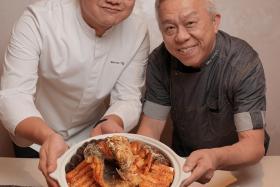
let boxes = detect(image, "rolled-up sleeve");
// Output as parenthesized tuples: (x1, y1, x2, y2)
(104, 31, 150, 132)
(143, 100, 170, 120)
(233, 55, 266, 132)
(0, 9, 42, 136)
(142, 46, 171, 121)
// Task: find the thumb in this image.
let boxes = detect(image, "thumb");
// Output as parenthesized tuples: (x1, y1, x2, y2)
(47, 152, 58, 173)
(47, 146, 65, 173)
(183, 156, 199, 172)
(183, 163, 195, 173)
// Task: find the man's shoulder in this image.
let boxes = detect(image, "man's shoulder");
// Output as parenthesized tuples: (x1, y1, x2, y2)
(218, 31, 260, 68)
(21, 0, 77, 33)
(28, 0, 75, 11)
(24, 0, 77, 24)
(219, 30, 257, 55)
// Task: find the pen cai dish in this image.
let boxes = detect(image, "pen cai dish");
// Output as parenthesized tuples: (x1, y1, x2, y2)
(65, 135, 174, 187)
(50, 133, 191, 187)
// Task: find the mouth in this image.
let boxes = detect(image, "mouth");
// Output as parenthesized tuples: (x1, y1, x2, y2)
(177, 45, 197, 56)
(102, 6, 121, 14)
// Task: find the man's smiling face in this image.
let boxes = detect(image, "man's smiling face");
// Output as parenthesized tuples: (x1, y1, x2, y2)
(158, 0, 220, 67)
(80, 0, 135, 36)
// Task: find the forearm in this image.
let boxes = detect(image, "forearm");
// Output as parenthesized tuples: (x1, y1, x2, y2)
(137, 114, 166, 140)
(15, 117, 56, 145)
(213, 129, 265, 170)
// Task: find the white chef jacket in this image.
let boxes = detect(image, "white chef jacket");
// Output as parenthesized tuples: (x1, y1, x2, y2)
(0, 0, 149, 147)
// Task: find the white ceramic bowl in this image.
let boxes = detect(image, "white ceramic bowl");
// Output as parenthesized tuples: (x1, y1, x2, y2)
(50, 133, 191, 187)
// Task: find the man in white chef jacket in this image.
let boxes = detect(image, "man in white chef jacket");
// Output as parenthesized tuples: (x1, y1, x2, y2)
(0, 0, 149, 186)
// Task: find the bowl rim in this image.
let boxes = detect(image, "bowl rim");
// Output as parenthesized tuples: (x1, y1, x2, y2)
(50, 133, 190, 187)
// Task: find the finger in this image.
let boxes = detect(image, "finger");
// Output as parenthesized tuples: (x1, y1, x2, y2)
(47, 140, 68, 173)
(45, 175, 59, 187)
(181, 164, 207, 187)
(46, 139, 59, 173)
(183, 153, 201, 172)
(197, 171, 214, 184)
(47, 149, 58, 173)
(205, 171, 214, 180)
(38, 148, 48, 176)
(197, 176, 211, 184)
(39, 148, 52, 186)
(197, 178, 210, 184)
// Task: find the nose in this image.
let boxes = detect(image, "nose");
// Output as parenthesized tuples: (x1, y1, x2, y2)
(174, 26, 191, 43)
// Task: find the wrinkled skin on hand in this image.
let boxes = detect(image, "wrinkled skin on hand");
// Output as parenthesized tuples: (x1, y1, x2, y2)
(181, 149, 218, 186)
(38, 133, 69, 187)
(91, 120, 124, 137)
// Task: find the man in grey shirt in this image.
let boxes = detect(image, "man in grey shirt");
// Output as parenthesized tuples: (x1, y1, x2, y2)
(138, 0, 269, 186)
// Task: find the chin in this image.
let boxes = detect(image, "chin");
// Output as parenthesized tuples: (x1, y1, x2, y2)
(183, 63, 200, 68)
(178, 58, 201, 68)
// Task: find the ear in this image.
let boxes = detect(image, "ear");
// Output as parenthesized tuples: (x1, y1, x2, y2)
(212, 13, 221, 33)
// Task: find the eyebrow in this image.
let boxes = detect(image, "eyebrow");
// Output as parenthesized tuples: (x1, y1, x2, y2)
(181, 11, 199, 19)
(161, 19, 175, 25)
(160, 11, 199, 25)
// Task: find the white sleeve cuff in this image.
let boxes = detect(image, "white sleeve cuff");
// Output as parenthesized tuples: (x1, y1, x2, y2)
(103, 100, 142, 132)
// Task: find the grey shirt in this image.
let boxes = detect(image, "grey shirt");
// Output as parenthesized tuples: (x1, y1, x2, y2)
(143, 30, 266, 134)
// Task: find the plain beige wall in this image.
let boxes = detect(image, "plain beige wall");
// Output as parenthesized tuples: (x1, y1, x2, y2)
(0, 0, 279, 155)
